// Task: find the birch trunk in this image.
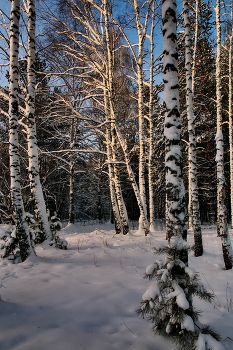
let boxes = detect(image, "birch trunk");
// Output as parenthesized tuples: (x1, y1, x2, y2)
(229, 4, 233, 229)
(163, 0, 187, 259)
(191, 0, 199, 95)
(115, 126, 149, 235)
(68, 119, 75, 224)
(148, 1, 156, 232)
(68, 163, 75, 224)
(106, 142, 123, 235)
(104, 86, 122, 235)
(112, 134, 130, 235)
(133, 0, 147, 231)
(25, 0, 51, 241)
(183, 0, 203, 256)
(9, 0, 33, 261)
(188, 0, 199, 228)
(138, 5, 222, 347)
(103, 0, 129, 235)
(215, 0, 233, 269)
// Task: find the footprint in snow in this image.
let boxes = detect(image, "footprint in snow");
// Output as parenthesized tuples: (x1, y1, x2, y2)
(2, 272, 17, 280)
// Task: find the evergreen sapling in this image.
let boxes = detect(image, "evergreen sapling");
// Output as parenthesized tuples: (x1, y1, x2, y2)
(137, 1, 224, 349)
(49, 212, 67, 250)
(137, 245, 223, 350)
(0, 227, 21, 263)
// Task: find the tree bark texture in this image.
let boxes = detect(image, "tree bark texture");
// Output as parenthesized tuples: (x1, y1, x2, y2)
(148, 1, 156, 232)
(215, 0, 233, 270)
(163, 0, 187, 259)
(26, 0, 51, 240)
(103, 0, 129, 235)
(115, 126, 149, 235)
(104, 86, 123, 235)
(183, 0, 203, 257)
(9, 0, 32, 261)
(133, 0, 148, 231)
(229, 5, 233, 229)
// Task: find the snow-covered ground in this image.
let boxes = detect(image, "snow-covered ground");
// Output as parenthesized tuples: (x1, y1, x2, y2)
(0, 222, 232, 350)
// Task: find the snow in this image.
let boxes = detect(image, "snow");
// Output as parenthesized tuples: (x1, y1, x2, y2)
(157, 268, 169, 282)
(181, 314, 195, 332)
(167, 281, 189, 310)
(145, 263, 157, 275)
(185, 266, 196, 279)
(142, 281, 161, 301)
(196, 333, 225, 350)
(0, 223, 233, 350)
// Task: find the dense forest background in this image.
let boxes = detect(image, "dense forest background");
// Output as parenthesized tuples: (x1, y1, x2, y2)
(0, 0, 232, 226)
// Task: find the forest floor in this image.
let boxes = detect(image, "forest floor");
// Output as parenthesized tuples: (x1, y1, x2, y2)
(0, 222, 232, 350)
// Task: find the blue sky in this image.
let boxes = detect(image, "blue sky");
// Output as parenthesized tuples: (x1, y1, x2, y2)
(0, 0, 10, 16)
(0, 1, 10, 87)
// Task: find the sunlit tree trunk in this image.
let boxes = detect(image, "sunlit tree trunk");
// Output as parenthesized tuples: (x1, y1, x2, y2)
(111, 137, 130, 235)
(103, 0, 129, 235)
(115, 126, 149, 235)
(104, 85, 122, 235)
(133, 0, 148, 231)
(229, 3, 233, 229)
(25, 0, 51, 240)
(188, 0, 198, 228)
(183, 0, 203, 256)
(68, 162, 75, 224)
(9, 0, 33, 261)
(191, 0, 198, 95)
(138, 3, 224, 348)
(163, 0, 187, 256)
(148, 1, 156, 232)
(215, 0, 233, 269)
(68, 120, 75, 224)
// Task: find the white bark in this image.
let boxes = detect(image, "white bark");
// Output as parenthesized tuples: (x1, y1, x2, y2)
(183, 0, 203, 256)
(133, 0, 148, 231)
(68, 121, 75, 224)
(191, 0, 199, 95)
(25, 0, 51, 240)
(115, 126, 149, 235)
(229, 3, 233, 229)
(9, 0, 33, 261)
(163, 0, 187, 251)
(148, 1, 156, 232)
(104, 85, 122, 235)
(188, 0, 198, 227)
(112, 141, 130, 235)
(68, 163, 75, 224)
(106, 132, 122, 234)
(215, 0, 233, 269)
(103, 0, 129, 235)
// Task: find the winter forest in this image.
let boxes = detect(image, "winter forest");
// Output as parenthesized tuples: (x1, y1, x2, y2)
(0, 0, 233, 349)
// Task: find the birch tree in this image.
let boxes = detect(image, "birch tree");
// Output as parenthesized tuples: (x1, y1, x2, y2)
(103, 0, 130, 235)
(8, 0, 33, 261)
(183, 0, 203, 256)
(138, 2, 223, 348)
(190, 3, 216, 224)
(228, 1, 233, 229)
(162, 0, 186, 260)
(68, 118, 77, 224)
(25, 0, 51, 241)
(215, 0, 233, 270)
(131, 0, 153, 233)
(148, 0, 156, 232)
(115, 126, 149, 235)
(41, 0, 131, 233)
